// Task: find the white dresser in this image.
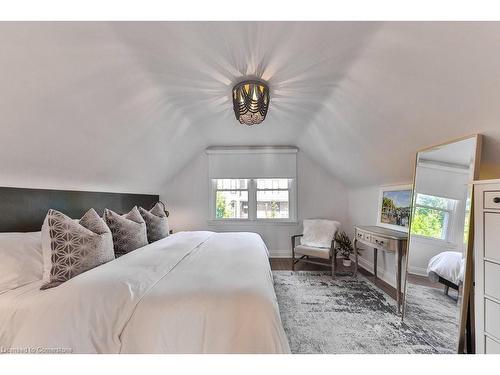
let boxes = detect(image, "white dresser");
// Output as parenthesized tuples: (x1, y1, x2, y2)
(474, 180, 500, 353)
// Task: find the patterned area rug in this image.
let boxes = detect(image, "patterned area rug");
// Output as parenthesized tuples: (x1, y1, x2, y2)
(273, 271, 459, 354)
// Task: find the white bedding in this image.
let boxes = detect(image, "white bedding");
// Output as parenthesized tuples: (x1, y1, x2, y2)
(426, 251, 464, 286)
(0, 231, 290, 354)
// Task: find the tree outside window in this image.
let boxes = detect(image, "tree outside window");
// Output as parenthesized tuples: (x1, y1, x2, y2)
(411, 193, 457, 240)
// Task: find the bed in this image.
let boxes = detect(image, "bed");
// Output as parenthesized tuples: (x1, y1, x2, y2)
(426, 251, 464, 298)
(0, 230, 290, 353)
(0, 187, 290, 354)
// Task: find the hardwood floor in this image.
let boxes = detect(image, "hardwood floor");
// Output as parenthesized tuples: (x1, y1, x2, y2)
(270, 257, 324, 271)
(270, 257, 398, 300)
(407, 273, 442, 289)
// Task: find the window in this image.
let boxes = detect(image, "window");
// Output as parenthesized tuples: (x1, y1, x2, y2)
(256, 179, 290, 219)
(214, 179, 249, 219)
(210, 178, 296, 222)
(411, 193, 457, 240)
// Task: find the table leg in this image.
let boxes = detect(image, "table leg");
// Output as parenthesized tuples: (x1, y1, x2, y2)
(373, 248, 378, 279)
(353, 238, 358, 277)
(396, 247, 402, 314)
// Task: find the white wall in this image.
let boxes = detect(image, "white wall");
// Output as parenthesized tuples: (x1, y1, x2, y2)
(161, 151, 349, 257)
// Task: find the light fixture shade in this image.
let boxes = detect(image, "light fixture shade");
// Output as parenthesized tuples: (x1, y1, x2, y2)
(232, 80, 270, 125)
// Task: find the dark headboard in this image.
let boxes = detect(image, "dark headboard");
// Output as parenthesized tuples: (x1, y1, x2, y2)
(0, 187, 159, 232)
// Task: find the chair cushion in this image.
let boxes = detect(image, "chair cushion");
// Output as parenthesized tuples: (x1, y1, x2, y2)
(294, 245, 331, 260)
(301, 219, 341, 248)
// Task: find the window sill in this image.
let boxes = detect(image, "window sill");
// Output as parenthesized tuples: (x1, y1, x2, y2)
(411, 235, 458, 249)
(207, 219, 299, 226)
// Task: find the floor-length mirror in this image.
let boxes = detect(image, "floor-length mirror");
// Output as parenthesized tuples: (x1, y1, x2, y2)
(403, 135, 481, 353)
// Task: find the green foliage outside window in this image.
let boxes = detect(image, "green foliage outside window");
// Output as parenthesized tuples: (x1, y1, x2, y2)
(410, 193, 455, 240)
(411, 206, 446, 239)
(416, 194, 449, 210)
(216, 192, 229, 218)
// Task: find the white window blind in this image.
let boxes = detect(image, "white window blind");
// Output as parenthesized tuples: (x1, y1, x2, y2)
(206, 146, 298, 179)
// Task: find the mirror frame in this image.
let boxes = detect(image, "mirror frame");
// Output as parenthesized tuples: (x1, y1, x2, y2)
(401, 134, 482, 354)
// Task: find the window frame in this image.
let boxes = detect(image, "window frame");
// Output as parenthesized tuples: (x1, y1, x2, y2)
(209, 178, 297, 224)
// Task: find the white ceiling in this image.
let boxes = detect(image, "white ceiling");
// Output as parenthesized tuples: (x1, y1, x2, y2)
(1, 22, 500, 193)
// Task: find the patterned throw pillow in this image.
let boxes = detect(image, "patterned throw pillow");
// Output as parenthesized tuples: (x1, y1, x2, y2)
(41, 208, 114, 290)
(103, 206, 148, 256)
(138, 203, 170, 243)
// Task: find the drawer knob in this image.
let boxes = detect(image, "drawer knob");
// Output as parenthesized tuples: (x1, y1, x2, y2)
(494, 197, 500, 203)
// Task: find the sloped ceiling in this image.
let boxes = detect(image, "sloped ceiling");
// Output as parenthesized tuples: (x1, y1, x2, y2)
(1, 22, 500, 193)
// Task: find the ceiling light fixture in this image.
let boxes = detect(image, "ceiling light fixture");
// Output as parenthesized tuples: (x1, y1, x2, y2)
(232, 80, 270, 125)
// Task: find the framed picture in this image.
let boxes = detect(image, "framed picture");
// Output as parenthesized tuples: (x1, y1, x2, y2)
(377, 184, 413, 232)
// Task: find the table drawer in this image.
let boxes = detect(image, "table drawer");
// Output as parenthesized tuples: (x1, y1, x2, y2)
(486, 336, 500, 354)
(371, 235, 387, 248)
(354, 227, 401, 252)
(485, 191, 500, 210)
(485, 299, 500, 340)
(355, 230, 372, 243)
(371, 235, 397, 251)
(485, 261, 500, 300)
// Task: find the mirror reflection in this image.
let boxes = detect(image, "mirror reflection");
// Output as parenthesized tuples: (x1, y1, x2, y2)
(404, 136, 479, 353)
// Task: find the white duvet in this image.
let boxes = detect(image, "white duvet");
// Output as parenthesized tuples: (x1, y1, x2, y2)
(0, 231, 290, 354)
(426, 251, 464, 286)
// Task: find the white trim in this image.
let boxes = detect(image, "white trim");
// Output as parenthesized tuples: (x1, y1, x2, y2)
(408, 265, 428, 277)
(269, 249, 292, 258)
(376, 183, 413, 233)
(473, 179, 500, 185)
(206, 146, 298, 154)
(411, 234, 458, 249)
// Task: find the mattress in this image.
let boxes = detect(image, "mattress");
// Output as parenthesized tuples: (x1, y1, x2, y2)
(0, 231, 290, 354)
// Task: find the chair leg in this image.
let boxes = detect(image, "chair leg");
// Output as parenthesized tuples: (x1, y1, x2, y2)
(331, 255, 336, 279)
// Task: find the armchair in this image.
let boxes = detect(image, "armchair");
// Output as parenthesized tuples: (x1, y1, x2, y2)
(291, 219, 341, 278)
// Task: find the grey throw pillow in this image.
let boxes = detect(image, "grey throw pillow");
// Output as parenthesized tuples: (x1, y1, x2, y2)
(103, 206, 148, 256)
(138, 203, 170, 243)
(41, 208, 114, 290)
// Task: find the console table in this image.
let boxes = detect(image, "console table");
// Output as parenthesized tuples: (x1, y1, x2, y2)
(354, 225, 408, 313)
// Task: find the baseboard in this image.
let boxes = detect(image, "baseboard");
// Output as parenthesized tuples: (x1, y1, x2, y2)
(357, 256, 396, 288)
(269, 249, 292, 258)
(408, 265, 427, 277)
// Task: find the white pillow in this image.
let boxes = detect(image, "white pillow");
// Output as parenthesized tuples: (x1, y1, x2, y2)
(301, 219, 341, 248)
(0, 232, 43, 293)
(41, 215, 51, 282)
